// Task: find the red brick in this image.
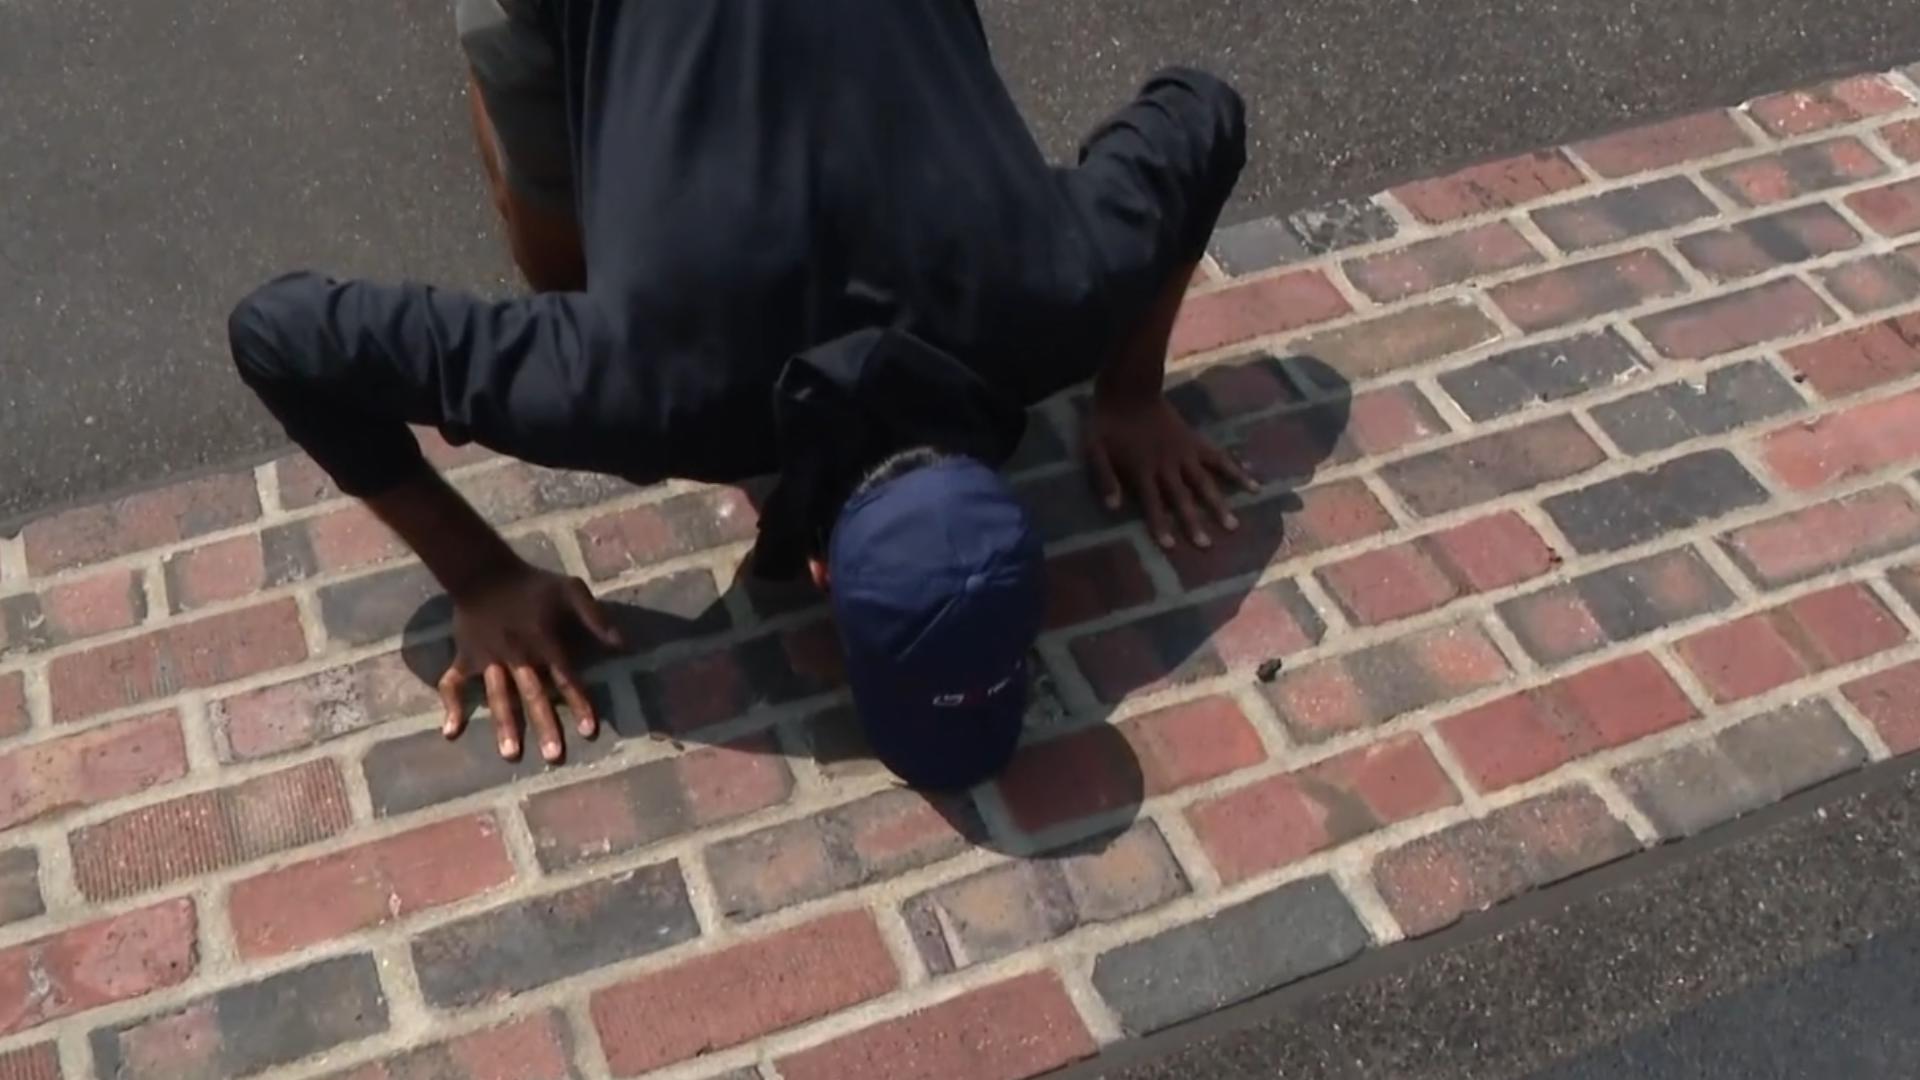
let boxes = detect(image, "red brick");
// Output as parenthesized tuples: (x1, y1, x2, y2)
(1166, 479, 1393, 588)
(276, 431, 493, 511)
(1676, 583, 1906, 702)
(1384, 415, 1606, 517)
(0, 711, 186, 831)
(1265, 622, 1510, 743)
(1390, 151, 1585, 224)
(1782, 312, 1920, 398)
(777, 971, 1096, 1080)
(0, 673, 25, 741)
(1676, 612, 1811, 703)
(1317, 543, 1459, 626)
(1748, 75, 1912, 136)
(229, 814, 514, 959)
(1675, 204, 1861, 281)
(1531, 177, 1720, 251)
(1723, 486, 1920, 587)
(1045, 541, 1156, 630)
(576, 488, 758, 580)
(1189, 735, 1458, 883)
(999, 697, 1266, 833)
(0, 1043, 59, 1080)
(1168, 270, 1351, 358)
(1788, 582, 1908, 664)
(1069, 580, 1325, 703)
(1490, 249, 1684, 333)
(48, 600, 307, 723)
(1345, 385, 1454, 455)
(1233, 386, 1448, 483)
(1708, 137, 1886, 207)
(22, 473, 259, 575)
(1882, 118, 1920, 162)
(208, 651, 440, 762)
(1636, 277, 1836, 360)
(1344, 222, 1543, 302)
(1373, 786, 1636, 935)
(299, 504, 408, 573)
(0, 899, 196, 1036)
(1428, 512, 1558, 592)
(322, 1013, 571, 1080)
(1762, 387, 1920, 490)
(1439, 654, 1697, 791)
(70, 759, 353, 901)
(634, 618, 843, 735)
(1843, 660, 1920, 755)
(1573, 110, 1751, 177)
(162, 534, 266, 612)
(40, 568, 145, 641)
(1852, 177, 1920, 238)
(593, 911, 897, 1075)
(1819, 245, 1920, 315)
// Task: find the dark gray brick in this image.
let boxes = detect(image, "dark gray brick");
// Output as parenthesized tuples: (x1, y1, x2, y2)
(1440, 330, 1646, 421)
(1532, 176, 1719, 251)
(1014, 470, 1130, 545)
(1499, 548, 1736, 665)
(1382, 416, 1606, 517)
(1542, 450, 1770, 555)
(1616, 699, 1867, 838)
(0, 847, 43, 927)
(600, 568, 731, 650)
(92, 955, 388, 1079)
(1092, 876, 1370, 1035)
(1209, 200, 1397, 274)
(1588, 361, 1805, 454)
(410, 863, 699, 1007)
(318, 534, 560, 645)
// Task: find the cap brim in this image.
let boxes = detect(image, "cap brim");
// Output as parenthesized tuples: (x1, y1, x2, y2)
(851, 675, 1027, 791)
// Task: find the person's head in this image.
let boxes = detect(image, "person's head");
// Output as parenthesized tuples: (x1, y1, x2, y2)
(816, 447, 1045, 790)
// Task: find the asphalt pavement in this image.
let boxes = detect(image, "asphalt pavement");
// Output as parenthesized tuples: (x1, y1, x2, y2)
(6, 0, 1920, 525)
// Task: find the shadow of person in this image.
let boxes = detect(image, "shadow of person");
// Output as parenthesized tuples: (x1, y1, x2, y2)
(389, 349, 1354, 875)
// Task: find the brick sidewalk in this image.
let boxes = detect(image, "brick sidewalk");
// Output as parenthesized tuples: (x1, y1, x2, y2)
(10, 64, 1920, 1080)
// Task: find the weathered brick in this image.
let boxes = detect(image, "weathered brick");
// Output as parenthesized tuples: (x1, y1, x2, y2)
(1635, 277, 1837, 360)
(634, 618, 843, 734)
(600, 567, 732, 650)
(411, 862, 698, 1007)
(91, 954, 388, 1080)
(1438, 654, 1698, 791)
(1764, 387, 1920, 490)
(0, 899, 196, 1037)
(0, 711, 187, 831)
(1209, 199, 1399, 274)
(1426, 511, 1561, 592)
(577, 488, 758, 580)
(1382, 415, 1606, 517)
(1069, 579, 1325, 703)
(1532, 177, 1719, 252)
(210, 650, 441, 763)
(1264, 622, 1511, 743)
(70, 759, 353, 902)
(1499, 547, 1734, 665)
(25, 568, 148, 644)
(593, 911, 895, 1075)
(1313, 513, 1553, 623)
(0, 1042, 58, 1080)
(1676, 203, 1862, 281)
(1588, 360, 1804, 454)
(1573, 110, 1751, 178)
(706, 789, 982, 920)
(320, 1012, 572, 1080)
(1092, 877, 1370, 1035)
(1164, 479, 1393, 587)
(523, 737, 792, 871)
(0, 848, 43, 928)
(1163, 353, 1301, 426)
(777, 971, 1096, 1080)
(1230, 385, 1448, 484)
(1189, 735, 1459, 883)
(316, 534, 559, 647)
(1287, 298, 1502, 381)
(48, 599, 308, 722)
(1390, 150, 1585, 224)
(0, 672, 26, 741)
(1013, 469, 1129, 545)
(1542, 450, 1769, 554)
(1615, 699, 1868, 838)
(1723, 485, 1920, 587)
(904, 822, 1187, 975)
(1344, 223, 1542, 302)
(1846, 177, 1920, 237)
(1675, 583, 1904, 702)
(1747, 75, 1912, 136)
(1820, 245, 1920, 314)
(1169, 270, 1351, 359)
(1884, 116, 1920, 161)
(359, 692, 622, 818)
(229, 814, 515, 959)
(1782, 312, 1920, 398)
(277, 432, 489, 512)
(164, 534, 277, 613)
(22, 472, 259, 575)
(1441, 329, 1645, 423)
(1373, 786, 1636, 936)
(1045, 540, 1156, 630)
(1707, 137, 1886, 206)
(279, 504, 407, 576)
(998, 697, 1266, 832)
(1843, 658, 1920, 754)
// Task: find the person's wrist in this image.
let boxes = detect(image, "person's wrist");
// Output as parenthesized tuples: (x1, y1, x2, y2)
(441, 546, 530, 603)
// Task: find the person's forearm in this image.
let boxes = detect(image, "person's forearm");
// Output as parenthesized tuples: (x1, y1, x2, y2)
(363, 471, 522, 600)
(1095, 260, 1197, 406)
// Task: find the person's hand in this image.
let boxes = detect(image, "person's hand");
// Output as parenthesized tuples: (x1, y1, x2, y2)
(1084, 393, 1259, 549)
(438, 560, 624, 763)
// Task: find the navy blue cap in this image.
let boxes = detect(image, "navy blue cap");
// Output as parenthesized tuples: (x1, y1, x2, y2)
(827, 456, 1045, 790)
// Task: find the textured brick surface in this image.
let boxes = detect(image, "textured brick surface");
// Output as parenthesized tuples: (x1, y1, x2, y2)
(13, 70, 1920, 1078)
